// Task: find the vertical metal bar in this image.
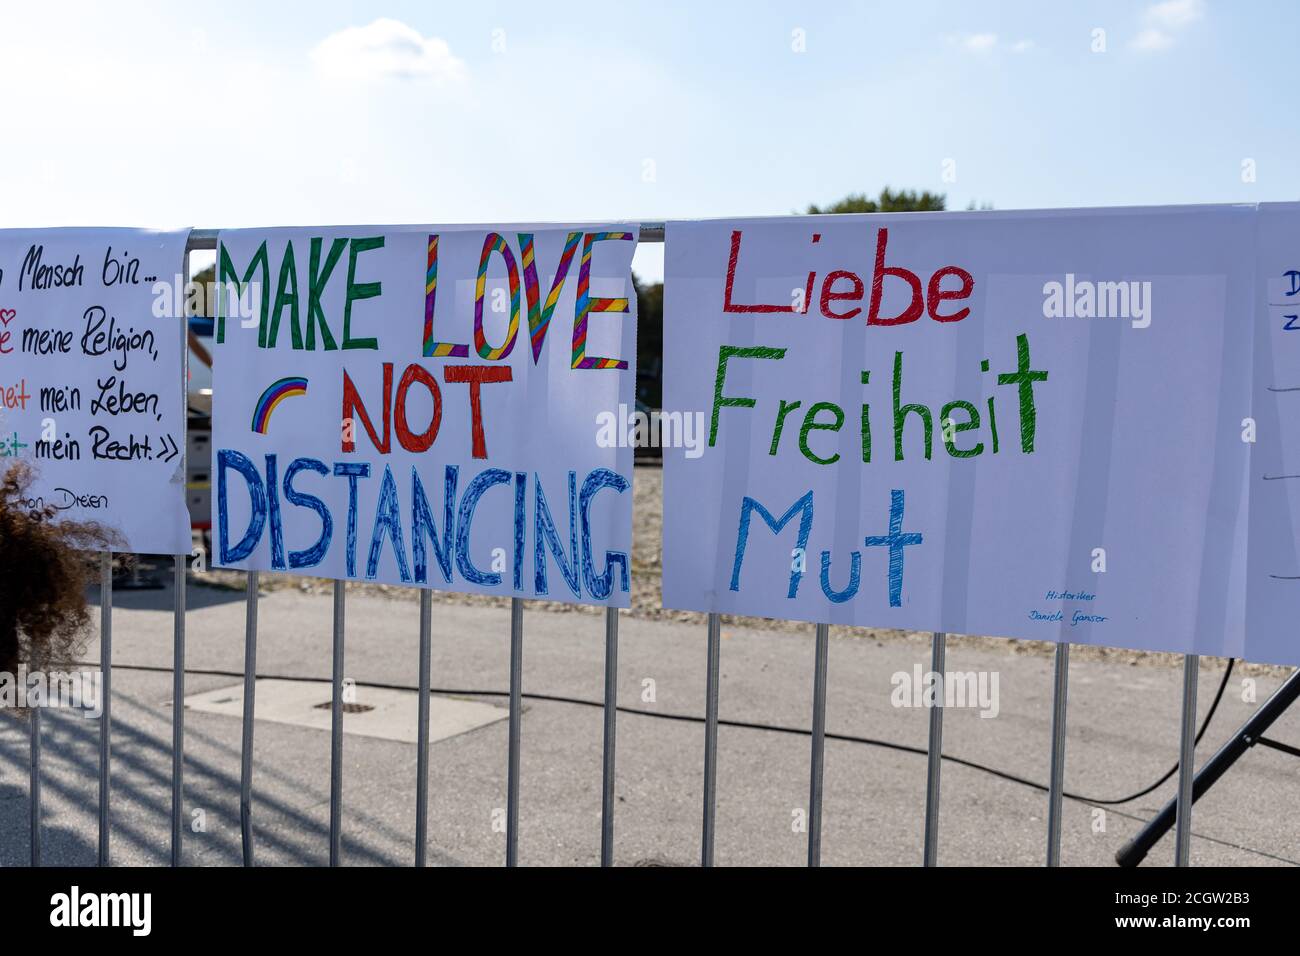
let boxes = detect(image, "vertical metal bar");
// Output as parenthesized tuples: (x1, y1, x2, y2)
(807, 622, 830, 867)
(701, 612, 721, 867)
(506, 598, 524, 866)
(1046, 642, 1071, 866)
(923, 631, 946, 866)
(240, 570, 259, 867)
(600, 606, 619, 867)
(1175, 654, 1199, 866)
(98, 550, 112, 867)
(172, 247, 190, 868)
(329, 580, 346, 867)
(415, 589, 432, 867)
(171, 554, 186, 866)
(29, 707, 41, 867)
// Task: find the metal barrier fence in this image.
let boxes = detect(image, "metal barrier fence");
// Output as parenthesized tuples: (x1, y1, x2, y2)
(19, 224, 1205, 868)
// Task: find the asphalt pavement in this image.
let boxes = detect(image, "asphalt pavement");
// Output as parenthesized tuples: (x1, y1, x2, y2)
(1, 570, 1297, 867)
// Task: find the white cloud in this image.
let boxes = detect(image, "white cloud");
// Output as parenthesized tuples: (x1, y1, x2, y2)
(1131, 0, 1204, 51)
(961, 32, 998, 53)
(1146, 0, 1205, 29)
(1131, 28, 1175, 51)
(311, 18, 466, 84)
(946, 32, 1036, 55)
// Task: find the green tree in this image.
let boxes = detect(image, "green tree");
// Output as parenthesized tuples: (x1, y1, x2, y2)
(806, 187, 946, 215)
(190, 263, 216, 315)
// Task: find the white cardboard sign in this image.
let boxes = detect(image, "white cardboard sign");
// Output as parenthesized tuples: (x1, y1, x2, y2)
(662, 207, 1279, 660)
(1246, 202, 1300, 652)
(0, 228, 191, 555)
(211, 224, 638, 606)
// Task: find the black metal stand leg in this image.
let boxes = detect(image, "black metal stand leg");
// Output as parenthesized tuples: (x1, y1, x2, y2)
(1116, 668, 1300, 867)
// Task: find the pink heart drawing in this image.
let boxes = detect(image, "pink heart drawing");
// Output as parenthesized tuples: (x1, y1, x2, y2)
(0, 309, 15, 326)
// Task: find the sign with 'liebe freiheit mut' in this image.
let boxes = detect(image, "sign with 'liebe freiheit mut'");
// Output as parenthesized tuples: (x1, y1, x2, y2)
(661, 205, 1300, 664)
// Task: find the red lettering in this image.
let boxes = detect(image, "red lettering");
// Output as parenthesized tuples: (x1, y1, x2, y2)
(819, 270, 864, 320)
(926, 266, 974, 323)
(867, 228, 924, 326)
(1, 378, 30, 409)
(444, 364, 512, 459)
(723, 229, 813, 314)
(394, 364, 442, 453)
(341, 363, 392, 453)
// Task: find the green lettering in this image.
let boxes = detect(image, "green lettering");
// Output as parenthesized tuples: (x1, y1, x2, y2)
(892, 350, 932, 461)
(799, 401, 844, 465)
(343, 236, 384, 350)
(996, 332, 1048, 452)
(216, 241, 269, 344)
(769, 399, 802, 455)
(940, 400, 983, 458)
(710, 345, 786, 446)
(306, 237, 346, 351)
(267, 241, 302, 350)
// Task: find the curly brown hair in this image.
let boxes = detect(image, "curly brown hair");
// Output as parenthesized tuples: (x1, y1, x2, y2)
(0, 463, 117, 682)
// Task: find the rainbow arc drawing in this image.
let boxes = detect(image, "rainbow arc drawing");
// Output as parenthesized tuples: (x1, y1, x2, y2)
(251, 376, 308, 434)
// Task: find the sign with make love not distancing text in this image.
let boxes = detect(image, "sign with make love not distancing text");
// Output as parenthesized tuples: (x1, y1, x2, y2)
(211, 224, 638, 606)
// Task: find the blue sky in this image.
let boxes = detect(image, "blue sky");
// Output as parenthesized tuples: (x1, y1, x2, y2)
(0, 0, 1295, 279)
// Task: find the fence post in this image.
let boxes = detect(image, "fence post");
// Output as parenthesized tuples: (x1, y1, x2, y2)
(240, 570, 259, 866)
(701, 612, 721, 867)
(1046, 642, 1070, 866)
(172, 247, 190, 868)
(98, 550, 112, 867)
(171, 554, 186, 866)
(600, 606, 619, 866)
(807, 623, 829, 866)
(1175, 655, 1199, 865)
(329, 580, 346, 866)
(506, 598, 524, 866)
(29, 707, 41, 867)
(415, 590, 432, 867)
(923, 632, 946, 866)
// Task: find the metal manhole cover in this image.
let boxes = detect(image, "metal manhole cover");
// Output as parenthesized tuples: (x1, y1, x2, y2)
(313, 701, 375, 714)
(185, 679, 508, 743)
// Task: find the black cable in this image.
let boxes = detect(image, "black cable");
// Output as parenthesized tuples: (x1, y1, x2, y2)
(1063, 656, 1235, 805)
(87, 655, 1240, 807)
(1255, 736, 1300, 759)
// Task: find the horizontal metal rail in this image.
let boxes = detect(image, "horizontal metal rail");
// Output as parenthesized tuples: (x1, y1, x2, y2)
(184, 223, 667, 253)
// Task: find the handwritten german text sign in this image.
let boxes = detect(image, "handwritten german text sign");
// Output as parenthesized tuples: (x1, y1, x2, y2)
(0, 228, 190, 554)
(661, 207, 1279, 661)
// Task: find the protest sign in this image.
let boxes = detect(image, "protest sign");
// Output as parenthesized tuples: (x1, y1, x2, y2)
(211, 224, 638, 606)
(1246, 202, 1300, 650)
(660, 206, 1286, 661)
(0, 228, 191, 555)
